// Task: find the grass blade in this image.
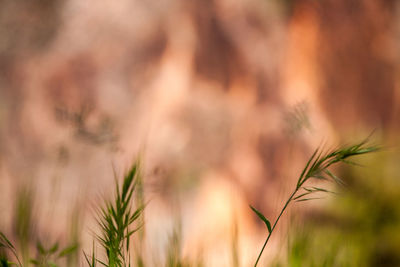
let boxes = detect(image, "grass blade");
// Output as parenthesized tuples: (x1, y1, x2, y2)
(250, 205, 272, 233)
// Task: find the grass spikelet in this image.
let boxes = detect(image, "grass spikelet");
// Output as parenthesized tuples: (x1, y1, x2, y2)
(95, 162, 144, 267)
(251, 138, 379, 266)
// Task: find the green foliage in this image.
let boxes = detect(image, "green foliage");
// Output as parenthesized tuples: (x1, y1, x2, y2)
(279, 150, 400, 267)
(1, 231, 77, 267)
(14, 186, 35, 266)
(30, 241, 77, 267)
(250, 138, 379, 266)
(0, 232, 22, 267)
(165, 226, 184, 267)
(0, 258, 10, 267)
(250, 206, 271, 233)
(94, 162, 144, 267)
(0, 139, 383, 267)
(83, 242, 97, 267)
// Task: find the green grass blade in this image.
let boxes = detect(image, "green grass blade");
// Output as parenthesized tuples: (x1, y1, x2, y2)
(250, 205, 272, 233)
(58, 244, 78, 258)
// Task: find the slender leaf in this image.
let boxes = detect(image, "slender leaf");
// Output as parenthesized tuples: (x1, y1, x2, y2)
(58, 244, 78, 258)
(250, 205, 272, 233)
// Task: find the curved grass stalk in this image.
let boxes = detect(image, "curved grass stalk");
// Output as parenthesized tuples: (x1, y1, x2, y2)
(251, 139, 379, 267)
(94, 161, 145, 267)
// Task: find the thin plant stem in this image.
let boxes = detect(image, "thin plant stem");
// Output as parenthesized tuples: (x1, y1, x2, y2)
(254, 190, 297, 267)
(10, 249, 23, 267)
(252, 139, 378, 267)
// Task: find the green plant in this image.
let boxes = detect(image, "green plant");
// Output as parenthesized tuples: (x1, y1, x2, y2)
(1, 163, 144, 267)
(14, 186, 35, 266)
(0, 232, 77, 267)
(0, 232, 22, 267)
(90, 162, 144, 267)
(0, 139, 382, 267)
(83, 242, 97, 267)
(250, 139, 379, 266)
(276, 149, 400, 267)
(30, 241, 78, 267)
(0, 257, 12, 267)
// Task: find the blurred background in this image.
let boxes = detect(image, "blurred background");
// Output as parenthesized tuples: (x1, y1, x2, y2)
(0, 0, 400, 266)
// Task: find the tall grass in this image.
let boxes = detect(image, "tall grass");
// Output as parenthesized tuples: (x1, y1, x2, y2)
(250, 139, 379, 266)
(0, 139, 379, 267)
(85, 162, 144, 267)
(276, 148, 400, 266)
(0, 184, 78, 267)
(0, 232, 23, 267)
(0, 231, 77, 267)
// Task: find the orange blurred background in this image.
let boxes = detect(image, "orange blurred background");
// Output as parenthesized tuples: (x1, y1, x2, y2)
(0, 0, 399, 266)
